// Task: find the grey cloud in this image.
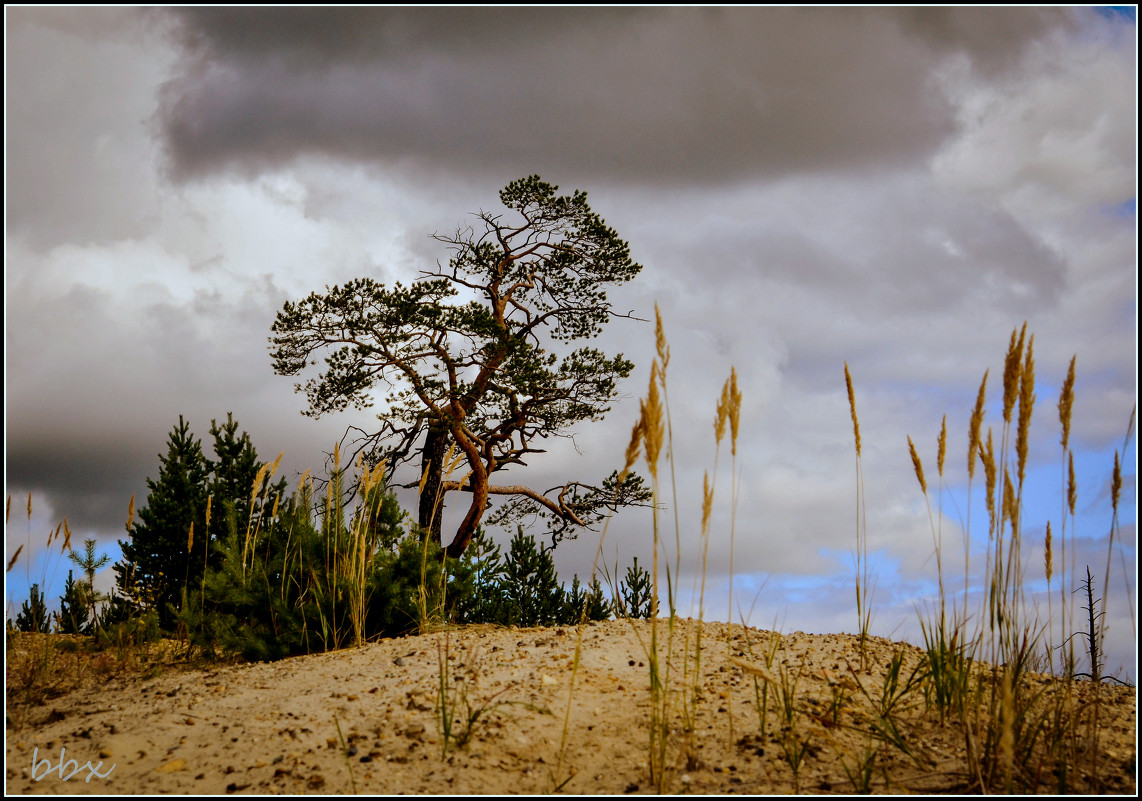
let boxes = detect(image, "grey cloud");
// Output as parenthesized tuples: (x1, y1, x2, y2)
(6, 12, 170, 250)
(155, 8, 1071, 183)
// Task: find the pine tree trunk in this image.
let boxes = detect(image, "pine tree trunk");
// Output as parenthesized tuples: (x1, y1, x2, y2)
(418, 423, 447, 544)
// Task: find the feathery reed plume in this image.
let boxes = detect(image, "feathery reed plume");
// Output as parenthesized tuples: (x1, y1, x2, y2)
(729, 367, 742, 457)
(844, 362, 861, 458)
(187, 521, 194, 554)
(1111, 450, 1122, 513)
(701, 472, 714, 532)
(1002, 323, 1027, 425)
(268, 451, 284, 481)
(1044, 521, 1053, 584)
(937, 415, 947, 478)
(715, 380, 730, 446)
(618, 419, 642, 483)
(981, 429, 997, 538)
(654, 303, 670, 370)
(27, 491, 32, 521)
(1067, 453, 1077, 517)
(250, 462, 270, 507)
(48, 521, 62, 550)
(62, 519, 72, 554)
(7, 544, 23, 572)
(1002, 470, 1015, 530)
(6, 495, 11, 524)
(1016, 335, 1035, 490)
(968, 370, 988, 480)
(205, 495, 212, 530)
(1058, 356, 1076, 451)
(126, 494, 135, 532)
(640, 362, 664, 481)
(908, 436, 927, 495)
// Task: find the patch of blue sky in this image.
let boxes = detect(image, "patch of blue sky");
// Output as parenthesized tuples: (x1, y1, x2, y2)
(5, 535, 120, 628)
(1095, 6, 1137, 23)
(1102, 198, 1136, 218)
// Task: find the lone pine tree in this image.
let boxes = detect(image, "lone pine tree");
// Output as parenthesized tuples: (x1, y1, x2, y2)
(271, 176, 650, 558)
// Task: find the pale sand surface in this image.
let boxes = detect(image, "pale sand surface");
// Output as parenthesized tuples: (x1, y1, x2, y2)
(6, 620, 1136, 795)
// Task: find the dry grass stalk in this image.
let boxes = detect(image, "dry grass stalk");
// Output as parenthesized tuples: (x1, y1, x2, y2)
(126, 494, 135, 532)
(5, 494, 10, 524)
(845, 363, 872, 667)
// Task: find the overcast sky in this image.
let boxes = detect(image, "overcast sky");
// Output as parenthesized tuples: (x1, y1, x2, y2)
(5, 7, 1136, 678)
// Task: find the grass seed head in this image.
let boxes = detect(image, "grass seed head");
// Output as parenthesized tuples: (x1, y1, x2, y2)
(968, 369, 988, 480)
(1002, 469, 1016, 529)
(619, 418, 643, 483)
(62, 519, 72, 554)
(715, 379, 730, 445)
(187, 521, 194, 554)
(5, 495, 10, 525)
(27, 491, 32, 521)
(844, 362, 861, 458)
(1016, 335, 1036, 488)
(7, 544, 22, 572)
(908, 436, 928, 495)
(250, 462, 270, 505)
(654, 303, 670, 371)
(640, 361, 665, 479)
(1067, 452, 1077, 517)
(1111, 450, 1122, 515)
(1058, 356, 1076, 451)
(1002, 322, 1027, 424)
(729, 367, 742, 457)
(937, 415, 947, 478)
(269, 451, 284, 480)
(701, 471, 714, 531)
(126, 494, 135, 532)
(1044, 521, 1053, 584)
(981, 429, 997, 533)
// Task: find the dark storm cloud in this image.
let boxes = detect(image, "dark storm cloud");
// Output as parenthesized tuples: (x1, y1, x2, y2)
(156, 7, 1074, 183)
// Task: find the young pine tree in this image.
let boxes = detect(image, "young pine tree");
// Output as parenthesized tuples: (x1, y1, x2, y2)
(115, 416, 209, 631)
(57, 570, 90, 635)
(618, 556, 654, 619)
(68, 538, 110, 635)
(16, 584, 51, 633)
(501, 527, 566, 627)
